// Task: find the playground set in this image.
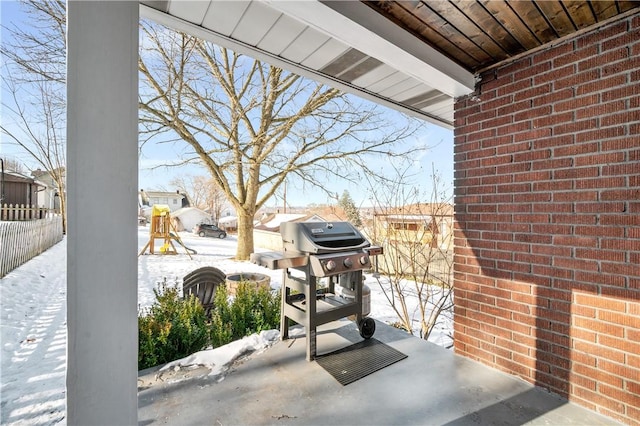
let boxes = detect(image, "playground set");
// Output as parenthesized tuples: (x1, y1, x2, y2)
(138, 204, 196, 257)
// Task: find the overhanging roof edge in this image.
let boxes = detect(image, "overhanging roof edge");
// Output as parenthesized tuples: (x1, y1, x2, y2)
(264, 0, 474, 98)
(139, 4, 454, 129)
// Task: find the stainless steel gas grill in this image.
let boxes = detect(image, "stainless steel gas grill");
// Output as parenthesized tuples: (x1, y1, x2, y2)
(251, 221, 382, 361)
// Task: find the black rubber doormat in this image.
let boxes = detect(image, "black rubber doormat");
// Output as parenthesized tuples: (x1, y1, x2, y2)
(316, 338, 407, 385)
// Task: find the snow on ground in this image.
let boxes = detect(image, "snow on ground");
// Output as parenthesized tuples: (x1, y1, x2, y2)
(1, 240, 67, 426)
(1, 226, 452, 425)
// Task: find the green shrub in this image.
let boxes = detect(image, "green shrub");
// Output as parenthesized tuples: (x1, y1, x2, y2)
(210, 282, 280, 348)
(138, 278, 209, 370)
(138, 278, 281, 370)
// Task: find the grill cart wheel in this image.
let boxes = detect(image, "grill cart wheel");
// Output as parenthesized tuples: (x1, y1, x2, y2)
(359, 317, 375, 339)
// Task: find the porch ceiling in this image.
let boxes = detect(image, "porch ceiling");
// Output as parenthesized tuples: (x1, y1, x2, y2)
(139, 1, 640, 129)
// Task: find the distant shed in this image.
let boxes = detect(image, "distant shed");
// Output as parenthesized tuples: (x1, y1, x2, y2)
(1, 171, 45, 207)
(170, 207, 211, 232)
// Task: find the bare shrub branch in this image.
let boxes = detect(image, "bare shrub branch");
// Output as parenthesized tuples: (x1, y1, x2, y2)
(363, 164, 453, 344)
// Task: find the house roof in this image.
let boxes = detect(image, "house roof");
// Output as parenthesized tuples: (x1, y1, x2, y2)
(171, 206, 208, 217)
(31, 167, 65, 180)
(139, 0, 640, 129)
(218, 216, 237, 224)
(255, 213, 325, 231)
(377, 202, 454, 217)
(140, 190, 185, 199)
(2, 171, 45, 187)
(261, 213, 310, 228)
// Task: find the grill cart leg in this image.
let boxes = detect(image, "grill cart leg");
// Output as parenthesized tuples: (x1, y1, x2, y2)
(280, 269, 289, 340)
(306, 276, 318, 361)
(275, 257, 378, 361)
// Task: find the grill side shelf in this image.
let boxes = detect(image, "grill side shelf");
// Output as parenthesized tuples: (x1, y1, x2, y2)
(250, 251, 308, 270)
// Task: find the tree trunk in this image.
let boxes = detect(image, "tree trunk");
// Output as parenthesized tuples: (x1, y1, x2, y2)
(235, 211, 255, 260)
(59, 190, 67, 234)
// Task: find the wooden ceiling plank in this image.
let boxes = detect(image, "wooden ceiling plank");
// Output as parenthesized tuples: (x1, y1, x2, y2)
(508, 0, 557, 44)
(617, 1, 640, 13)
(589, 0, 620, 21)
(480, 0, 541, 50)
(453, 1, 523, 62)
(420, 0, 508, 60)
(366, 1, 481, 70)
(401, 1, 493, 64)
(534, 0, 576, 37)
(563, 0, 598, 29)
(361, 0, 640, 75)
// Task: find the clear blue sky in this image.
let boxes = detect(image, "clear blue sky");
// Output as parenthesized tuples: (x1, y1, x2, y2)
(1, 1, 454, 208)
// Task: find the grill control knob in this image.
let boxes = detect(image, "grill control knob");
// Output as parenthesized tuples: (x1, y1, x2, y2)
(325, 260, 336, 271)
(343, 258, 353, 268)
(359, 255, 369, 266)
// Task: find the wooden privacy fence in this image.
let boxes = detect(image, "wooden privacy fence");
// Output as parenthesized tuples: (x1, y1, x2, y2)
(1, 204, 53, 221)
(0, 215, 63, 277)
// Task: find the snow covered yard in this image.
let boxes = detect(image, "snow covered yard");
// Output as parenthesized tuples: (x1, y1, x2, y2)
(1, 240, 67, 425)
(1, 226, 452, 425)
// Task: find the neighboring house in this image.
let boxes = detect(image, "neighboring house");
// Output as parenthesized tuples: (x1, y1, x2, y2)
(139, 189, 189, 212)
(253, 213, 325, 251)
(1, 170, 45, 207)
(31, 168, 65, 211)
(170, 207, 211, 232)
(373, 203, 454, 250)
(303, 205, 350, 223)
(217, 215, 237, 232)
(371, 203, 454, 279)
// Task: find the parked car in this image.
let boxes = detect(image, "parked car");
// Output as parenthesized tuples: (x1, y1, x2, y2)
(193, 223, 227, 239)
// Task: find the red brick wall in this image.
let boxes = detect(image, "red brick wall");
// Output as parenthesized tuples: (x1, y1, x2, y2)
(453, 12, 640, 425)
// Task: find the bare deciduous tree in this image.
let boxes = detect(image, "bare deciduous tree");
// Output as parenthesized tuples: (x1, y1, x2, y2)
(169, 174, 229, 221)
(0, 0, 66, 85)
(363, 164, 454, 344)
(3, 2, 427, 260)
(1, 77, 67, 233)
(1, 0, 67, 232)
(1, 158, 26, 174)
(138, 20, 425, 260)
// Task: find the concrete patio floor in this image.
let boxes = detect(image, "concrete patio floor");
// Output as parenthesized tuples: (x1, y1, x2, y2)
(138, 319, 619, 425)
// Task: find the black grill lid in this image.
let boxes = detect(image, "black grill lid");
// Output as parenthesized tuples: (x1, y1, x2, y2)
(280, 221, 369, 254)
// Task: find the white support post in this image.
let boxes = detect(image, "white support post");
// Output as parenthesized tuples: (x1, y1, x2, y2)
(66, 2, 139, 424)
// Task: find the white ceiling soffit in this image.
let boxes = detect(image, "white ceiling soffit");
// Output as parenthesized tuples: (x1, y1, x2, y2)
(139, 1, 476, 129)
